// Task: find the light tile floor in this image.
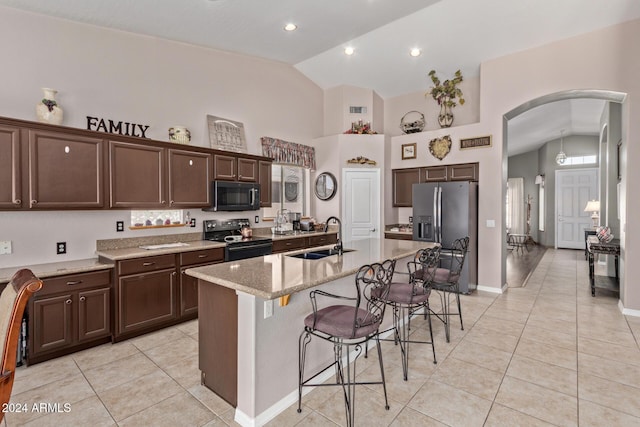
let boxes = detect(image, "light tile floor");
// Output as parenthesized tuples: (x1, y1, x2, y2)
(5, 249, 640, 426)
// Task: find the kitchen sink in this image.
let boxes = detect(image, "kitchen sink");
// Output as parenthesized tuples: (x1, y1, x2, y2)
(287, 248, 355, 260)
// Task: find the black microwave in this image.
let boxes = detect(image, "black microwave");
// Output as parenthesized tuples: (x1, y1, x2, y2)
(204, 181, 260, 211)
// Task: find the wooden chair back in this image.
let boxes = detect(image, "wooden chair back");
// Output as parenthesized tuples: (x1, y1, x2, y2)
(0, 269, 43, 421)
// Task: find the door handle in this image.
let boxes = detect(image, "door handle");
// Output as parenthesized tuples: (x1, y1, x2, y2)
(370, 228, 376, 232)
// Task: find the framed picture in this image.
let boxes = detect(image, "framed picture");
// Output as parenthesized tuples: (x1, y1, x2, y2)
(402, 143, 417, 160)
(460, 135, 492, 150)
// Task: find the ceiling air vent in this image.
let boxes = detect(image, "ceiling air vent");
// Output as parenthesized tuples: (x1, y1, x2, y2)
(349, 106, 367, 114)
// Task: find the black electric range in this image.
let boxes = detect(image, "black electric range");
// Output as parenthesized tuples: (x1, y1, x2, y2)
(203, 219, 272, 261)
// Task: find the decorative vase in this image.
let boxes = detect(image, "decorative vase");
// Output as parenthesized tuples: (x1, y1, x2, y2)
(168, 126, 191, 144)
(35, 88, 64, 125)
(437, 102, 453, 128)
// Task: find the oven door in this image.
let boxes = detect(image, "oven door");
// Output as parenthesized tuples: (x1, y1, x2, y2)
(209, 181, 260, 211)
(225, 241, 272, 261)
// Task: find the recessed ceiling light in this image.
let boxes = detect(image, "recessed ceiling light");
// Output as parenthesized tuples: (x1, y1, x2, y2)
(409, 48, 421, 57)
(284, 23, 297, 32)
(344, 47, 355, 56)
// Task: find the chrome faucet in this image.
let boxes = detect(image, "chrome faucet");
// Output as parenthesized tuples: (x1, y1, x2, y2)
(324, 216, 343, 255)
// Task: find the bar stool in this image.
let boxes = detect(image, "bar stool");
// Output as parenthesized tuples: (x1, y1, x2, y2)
(297, 260, 395, 427)
(374, 246, 440, 380)
(428, 236, 469, 342)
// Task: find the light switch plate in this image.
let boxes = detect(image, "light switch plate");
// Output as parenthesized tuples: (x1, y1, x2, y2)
(486, 220, 496, 228)
(0, 240, 12, 255)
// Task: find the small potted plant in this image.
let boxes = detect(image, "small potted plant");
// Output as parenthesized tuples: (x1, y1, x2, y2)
(426, 70, 465, 127)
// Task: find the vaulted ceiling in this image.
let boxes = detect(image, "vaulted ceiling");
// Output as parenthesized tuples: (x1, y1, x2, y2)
(2, 0, 637, 153)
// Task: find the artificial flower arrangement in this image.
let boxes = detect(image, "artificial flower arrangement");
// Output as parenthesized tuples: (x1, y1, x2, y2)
(426, 69, 465, 107)
(344, 120, 378, 134)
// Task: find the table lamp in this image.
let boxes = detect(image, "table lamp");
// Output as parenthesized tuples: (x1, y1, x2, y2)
(584, 200, 600, 228)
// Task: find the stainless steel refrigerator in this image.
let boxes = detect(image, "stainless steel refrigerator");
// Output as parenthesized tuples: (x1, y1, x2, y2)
(412, 181, 478, 293)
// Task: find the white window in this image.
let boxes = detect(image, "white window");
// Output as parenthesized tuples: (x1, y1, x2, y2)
(264, 165, 309, 217)
(560, 155, 597, 166)
(131, 210, 184, 227)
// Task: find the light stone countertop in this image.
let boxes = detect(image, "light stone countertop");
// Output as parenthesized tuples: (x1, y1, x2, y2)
(96, 240, 226, 261)
(0, 258, 114, 284)
(186, 237, 437, 300)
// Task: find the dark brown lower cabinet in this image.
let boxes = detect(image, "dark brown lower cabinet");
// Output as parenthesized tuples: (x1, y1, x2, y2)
(28, 270, 111, 365)
(117, 269, 177, 337)
(179, 247, 225, 320)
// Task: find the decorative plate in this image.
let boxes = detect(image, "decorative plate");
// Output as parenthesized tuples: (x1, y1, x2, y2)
(429, 135, 452, 160)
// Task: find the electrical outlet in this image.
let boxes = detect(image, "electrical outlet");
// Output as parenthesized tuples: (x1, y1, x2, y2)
(189, 218, 196, 227)
(0, 240, 12, 255)
(116, 221, 124, 232)
(56, 242, 66, 255)
(409, 216, 413, 223)
(254, 215, 260, 224)
(264, 300, 274, 318)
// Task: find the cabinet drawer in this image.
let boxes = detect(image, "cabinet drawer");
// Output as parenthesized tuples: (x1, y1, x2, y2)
(180, 248, 224, 266)
(118, 254, 176, 276)
(272, 237, 307, 253)
(308, 234, 337, 247)
(38, 270, 111, 297)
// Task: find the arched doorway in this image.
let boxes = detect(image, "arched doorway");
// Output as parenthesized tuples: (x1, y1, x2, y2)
(502, 89, 626, 287)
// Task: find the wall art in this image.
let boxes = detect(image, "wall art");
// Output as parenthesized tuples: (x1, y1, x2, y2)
(460, 135, 492, 150)
(401, 143, 417, 160)
(207, 115, 247, 152)
(428, 135, 452, 161)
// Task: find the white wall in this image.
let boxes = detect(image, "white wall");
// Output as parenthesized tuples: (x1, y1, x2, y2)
(0, 6, 323, 268)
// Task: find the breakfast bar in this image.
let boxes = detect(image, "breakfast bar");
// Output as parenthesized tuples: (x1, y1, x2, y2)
(186, 237, 436, 427)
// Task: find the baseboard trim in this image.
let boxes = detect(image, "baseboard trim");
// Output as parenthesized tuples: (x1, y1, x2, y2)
(476, 284, 504, 294)
(618, 300, 640, 317)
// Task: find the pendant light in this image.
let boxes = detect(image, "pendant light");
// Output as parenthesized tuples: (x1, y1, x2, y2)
(555, 130, 567, 165)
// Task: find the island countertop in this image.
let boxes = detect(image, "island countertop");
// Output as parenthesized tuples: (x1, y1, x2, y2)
(186, 237, 436, 299)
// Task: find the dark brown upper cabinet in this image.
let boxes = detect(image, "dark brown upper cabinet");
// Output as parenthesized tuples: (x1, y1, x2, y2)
(109, 140, 165, 208)
(28, 129, 104, 209)
(0, 124, 21, 209)
(213, 154, 237, 181)
(392, 168, 420, 207)
(421, 165, 447, 182)
(258, 160, 272, 207)
(167, 149, 212, 208)
(237, 157, 258, 182)
(448, 163, 478, 181)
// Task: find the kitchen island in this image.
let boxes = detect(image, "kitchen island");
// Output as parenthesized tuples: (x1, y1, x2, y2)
(186, 237, 436, 427)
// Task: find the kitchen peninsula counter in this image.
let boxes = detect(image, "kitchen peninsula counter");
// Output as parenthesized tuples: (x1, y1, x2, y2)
(187, 237, 436, 427)
(186, 237, 430, 299)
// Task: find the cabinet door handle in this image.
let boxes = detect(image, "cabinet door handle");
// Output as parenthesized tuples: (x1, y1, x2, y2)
(198, 254, 208, 258)
(31, 200, 38, 205)
(13, 199, 21, 205)
(161, 200, 166, 205)
(170, 200, 174, 206)
(66, 280, 83, 285)
(142, 262, 155, 266)
(65, 299, 72, 304)
(79, 296, 86, 302)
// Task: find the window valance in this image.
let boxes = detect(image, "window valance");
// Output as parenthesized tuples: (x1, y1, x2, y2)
(261, 136, 316, 170)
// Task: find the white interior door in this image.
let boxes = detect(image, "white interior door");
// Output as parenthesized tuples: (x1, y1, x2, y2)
(343, 168, 380, 241)
(556, 168, 598, 249)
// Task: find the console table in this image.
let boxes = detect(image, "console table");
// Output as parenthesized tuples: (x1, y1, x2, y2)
(587, 236, 620, 296)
